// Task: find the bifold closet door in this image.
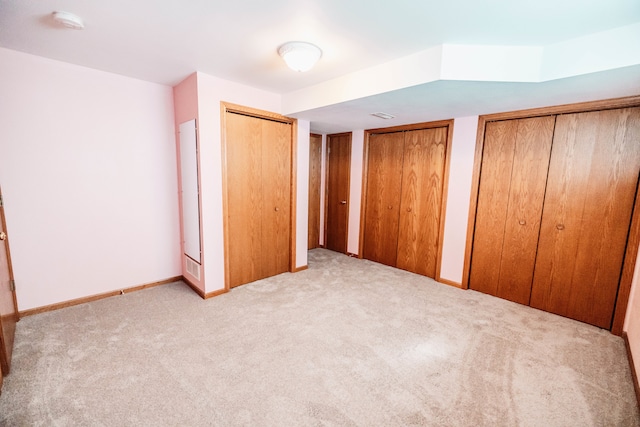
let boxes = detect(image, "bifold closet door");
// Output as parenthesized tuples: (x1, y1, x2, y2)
(396, 127, 448, 277)
(226, 112, 263, 287)
(225, 112, 291, 288)
(363, 132, 404, 265)
(470, 116, 555, 304)
(530, 107, 640, 328)
(0, 186, 18, 377)
(260, 118, 292, 279)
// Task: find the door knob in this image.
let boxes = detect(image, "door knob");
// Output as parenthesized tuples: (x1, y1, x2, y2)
(518, 219, 526, 225)
(340, 200, 347, 205)
(274, 207, 279, 212)
(388, 205, 393, 210)
(0, 231, 5, 240)
(407, 208, 412, 212)
(556, 224, 565, 231)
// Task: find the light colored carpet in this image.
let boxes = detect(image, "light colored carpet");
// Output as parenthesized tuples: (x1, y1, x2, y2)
(0, 248, 638, 426)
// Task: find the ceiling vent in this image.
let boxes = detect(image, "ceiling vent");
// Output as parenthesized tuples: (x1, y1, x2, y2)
(370, 112, 395, 120)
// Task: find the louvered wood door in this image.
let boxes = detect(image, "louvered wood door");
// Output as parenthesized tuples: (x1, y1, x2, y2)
(325, 133, 351, 254)
(363, 132, 404, 266)
(308, 134, 322, 249)
(396, 127, 448, 278)
(225, 112, 291, 288)
(530, 107, 640, 328)
(470, 116, 555, 304)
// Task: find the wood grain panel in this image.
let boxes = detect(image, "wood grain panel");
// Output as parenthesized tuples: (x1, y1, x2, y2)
(226, 112, 264, 287)
(363, 132, 404, 266)
(530, 107, 640, 328)
(325, 133, 351, 254)
(396, 127, 447, 278)
(469, 120, 518, 296)
(496, 116, 555, 304)
(0, 188, 17, 375)
(308, 134, 322, 249)
(261, 119, 292, 279)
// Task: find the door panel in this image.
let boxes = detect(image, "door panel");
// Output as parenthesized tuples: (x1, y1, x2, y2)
(0, 189, 18, 375)
(530, 107, 640, 328)
(470, 117, 555, 304)
(496, 116, 555, 304)
(396, 127, 447, 277)
(470, 120, 519, 297)
(363, 132, 404, 266)
(261, 119, 292, 278)
(308, 134, 322, 250)
(226, 113, 264, 287)
(325, 133, 351, 254)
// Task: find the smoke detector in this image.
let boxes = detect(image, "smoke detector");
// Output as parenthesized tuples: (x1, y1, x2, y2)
(52, 11, 85, 30)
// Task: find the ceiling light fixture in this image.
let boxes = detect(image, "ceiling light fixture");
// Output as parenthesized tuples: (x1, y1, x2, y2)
(52, 11, 85, 30)
(278, 41, 322, 72)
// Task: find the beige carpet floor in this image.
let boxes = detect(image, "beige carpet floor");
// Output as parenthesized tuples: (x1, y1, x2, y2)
(0, 248, 638, 426)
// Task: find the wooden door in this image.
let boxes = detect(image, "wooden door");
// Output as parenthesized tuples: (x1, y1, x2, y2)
(530, 107, 640, 328)
(308, 134, 322, 250)
(226, 112, 264, 287)
(261, 119, 292, 279)
(363, 132, 404, 266)
(470, 116, 555, 304)
(225, 112, 292, 288)
(325, 133, 351, 254)
(396, 127, 448, 278)
(0, 189, 19, 376)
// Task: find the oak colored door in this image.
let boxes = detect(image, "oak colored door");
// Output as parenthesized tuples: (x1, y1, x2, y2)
(363, 132, 404, 266)
(470, 116, 555, 304)
(225, 112, 292, 288)
(530, 107, 640, 328)
(308, 134, 322, 250)
(325, 133, 351, 254)
(0, 189, 18, 376)
(261, 119, 292, 279)
(396, 127, 448, 278)
(226, 112, 263, 287)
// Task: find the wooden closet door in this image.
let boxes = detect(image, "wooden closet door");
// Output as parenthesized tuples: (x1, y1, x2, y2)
(261, 119, 292, 279)
(530, 107, 640, 328)
(0, 188, 18, 376)
(226, 112, 264, 288)
(308, 134, 322, 250)
(325, 133, 351, 254)
(396, 127, 447, 277)
(363, 132, 404, 266)
(470, 116, 555, 304)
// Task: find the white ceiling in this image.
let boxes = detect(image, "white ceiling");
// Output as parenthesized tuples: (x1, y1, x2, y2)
(1, 0, 640, 133)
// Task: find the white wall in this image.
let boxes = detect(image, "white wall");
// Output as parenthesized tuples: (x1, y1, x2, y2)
(0, 48, 181, 310)
(296, 120, 311, 268)
(347, 130, 364, 255)
(440, 116, 478, 283)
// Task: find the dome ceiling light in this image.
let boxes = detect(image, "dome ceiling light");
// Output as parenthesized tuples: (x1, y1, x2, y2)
(52, 11, 85, 30)
(278, 41, 322, 72)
